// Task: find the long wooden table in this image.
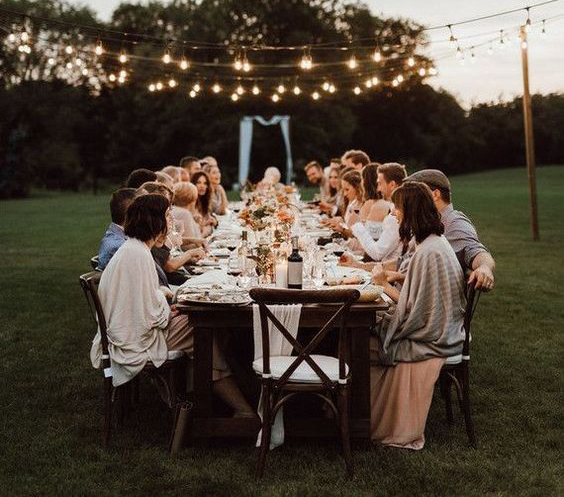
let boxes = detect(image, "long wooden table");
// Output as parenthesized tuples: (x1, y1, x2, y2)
(178, 301, 388, 440)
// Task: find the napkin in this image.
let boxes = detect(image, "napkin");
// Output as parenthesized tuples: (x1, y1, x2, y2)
(177, 269, 230, 290)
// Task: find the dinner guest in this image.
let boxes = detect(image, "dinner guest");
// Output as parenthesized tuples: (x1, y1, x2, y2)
(341, 150, 370, 170)
(137, 181, 173, 203)
(329, 170, 363, 237)
(155, 171, 175, 191)
(370, 181, 466, 449)
(357, 163, 391, 240)
(180, 156, 201, 179)
(177, 166, 190, 182)
(97, 188, 136, 270)
(342, 162, 406, 264)
(304, 161, 330, 202)
(125, 168, 157, 188)
(203, 162, 228, 215)
(171, 182, 207, 246)
(161, 165, 181, 183)
(405, 169, 495, 291)
(90, 194, 255, 416)
(191, 171, 218, 237)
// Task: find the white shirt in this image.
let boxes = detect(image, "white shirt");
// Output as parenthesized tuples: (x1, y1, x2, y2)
(351, 212, 401, 262)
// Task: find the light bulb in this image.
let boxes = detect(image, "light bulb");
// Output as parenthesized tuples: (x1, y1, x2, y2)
(328, 84, 336, 93)
(252, 85, 260, 95)
(21, 31, 29, 42)
(312, 91, 320, 100)
(169, 79, 177, 88)
(449, 35, 456, 48)
(371, 76, 379, 85)
(277, 84, 286, 94)
(418, 67, 426, 76)
(322, 81, 330, 92)
(8, 33, 16, 43)
(347, 55, 357, 69)
(372, 50, 382, 62)
(293, 85, 301, 95)
(65, 45, 73, 55)
(148, 83, 156, 92)
(231, 93, 239, 102)
(365, 79, 373, 88)
(428, 67, 437, 76)
(353, 86, 361, 95)
(193, 83, 201, 92)
(242, 57, 251, 72)
(75, 57, 82, 66)
(162, 50, 171, 64)
(120, 69, 127, 79)
(48, 57, 56, 66)
(118, 76, 126, 84)
(392, 79, 399, 87)
(179, 57, 189, 70)
(541, 20, 546, 37)
(65, 62, 73, 69)
(156, 81, 163, 91)
(236, 85, 244, 95)
(397, 74, 404, 83)
(272, 94, 280, 102)
(189, 90, 197, 98)
(456, 47, 463, 59)
(119, 50, 128, 64)
(109, 74, 116, 82)
(407, 57, 415, 67)
(234, 57, 243, 71)
(299, 53, 312, 70)
(212, 83, 222, 93)
(95, 40, 103, 56)
(82, 68, 89, 77)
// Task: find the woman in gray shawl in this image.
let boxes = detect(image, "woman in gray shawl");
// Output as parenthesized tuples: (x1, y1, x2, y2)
(370, 181, 466, 449)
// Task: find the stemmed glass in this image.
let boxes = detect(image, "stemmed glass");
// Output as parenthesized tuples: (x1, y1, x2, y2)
(170, 220, 184, 256)
(312, 253, 326, 290)
(226, 240, 240, 275)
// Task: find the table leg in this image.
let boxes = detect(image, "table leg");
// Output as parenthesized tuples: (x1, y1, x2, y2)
(351, 327, 370, 421)
(193, 326, 213, 417)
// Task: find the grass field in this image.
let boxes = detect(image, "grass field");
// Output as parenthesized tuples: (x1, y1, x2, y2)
(1, 166, 563, 496)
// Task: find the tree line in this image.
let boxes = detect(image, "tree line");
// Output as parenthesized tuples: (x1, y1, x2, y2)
(1, 0, 563, 198)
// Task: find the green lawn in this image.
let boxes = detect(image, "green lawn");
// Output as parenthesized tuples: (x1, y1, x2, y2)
(1, 166, 563, 496)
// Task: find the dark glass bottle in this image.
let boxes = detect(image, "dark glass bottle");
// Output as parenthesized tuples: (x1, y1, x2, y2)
(287, 236, 303, 289)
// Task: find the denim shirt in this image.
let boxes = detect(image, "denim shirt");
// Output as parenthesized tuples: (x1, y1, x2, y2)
(97, 223, 126, 270)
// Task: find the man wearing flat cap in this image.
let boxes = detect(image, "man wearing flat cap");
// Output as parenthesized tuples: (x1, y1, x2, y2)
(405, 169, 495, 291)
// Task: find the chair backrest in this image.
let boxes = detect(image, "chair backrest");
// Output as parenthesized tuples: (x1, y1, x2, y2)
(79, 271, 111, 367)
(463, 284, 481, 361)
(249, 288, 360, 389)
(90, 255, 100, 271)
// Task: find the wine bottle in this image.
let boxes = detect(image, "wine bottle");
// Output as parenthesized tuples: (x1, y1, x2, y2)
(287, 236, 303, 289)
(238, 230, 248, 270)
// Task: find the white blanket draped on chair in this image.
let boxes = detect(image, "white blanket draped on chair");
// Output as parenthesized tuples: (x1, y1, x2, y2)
(252, 304, 302, 449)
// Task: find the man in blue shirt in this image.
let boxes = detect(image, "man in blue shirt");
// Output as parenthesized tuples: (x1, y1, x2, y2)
(97, 188, 137, 270)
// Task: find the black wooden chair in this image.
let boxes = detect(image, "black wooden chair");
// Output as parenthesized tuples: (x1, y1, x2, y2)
(90, 255, 100, 271)
(437, 284, 481, 447)
(249, 287, 360, 480)
(79, 271, 187, 448)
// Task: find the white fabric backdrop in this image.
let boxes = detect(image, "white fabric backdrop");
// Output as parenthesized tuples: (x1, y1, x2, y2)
(238, 116, 293, 186)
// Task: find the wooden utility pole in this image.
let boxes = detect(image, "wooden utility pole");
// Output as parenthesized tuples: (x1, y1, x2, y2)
(519, 26, 540, 241)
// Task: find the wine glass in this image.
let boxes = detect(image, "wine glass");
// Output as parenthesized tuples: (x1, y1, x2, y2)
(312, 258, 326, 290)
(170, 220, 185, 256)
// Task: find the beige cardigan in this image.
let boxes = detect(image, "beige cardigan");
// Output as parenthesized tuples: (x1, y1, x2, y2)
(90, 238, 170, 386)
(376, 234, 466, 366)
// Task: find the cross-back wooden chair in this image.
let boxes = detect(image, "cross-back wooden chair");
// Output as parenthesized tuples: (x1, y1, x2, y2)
(437, 283, 481, 448)
(90, 255, 100, 271)
(249, 287, 360, 480)
(79, 271, 186, 448)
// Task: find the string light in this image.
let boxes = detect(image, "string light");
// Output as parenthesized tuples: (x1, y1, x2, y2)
(456, 46, 463, 59)
(277, 84, 286, 94)
(448, 25, 457, 47)
(231, 93, 239, 102)
(271, 94, 280, 103)
(541, 19, 547, 36)
(397, 74, 404, 83)
(252, 85, 260, 95)
(65, 61, 73, 69)
(119, 50, 128, 63)
(236, 84, 245, 95)
(81, 68, 89, 77)
(109, 73, 116, 82)
(293, 85, 301, 95)
(156, 81, 163, 91)
(193, 83, 201, 92)
(347, 54, 357, 69)
(8, 33, 16, 43)
(470, 47, 476, 63)
(189, 90, 197, 98)
(168, 78, 177, 88)
(148, 83, 156, 92)
(233, 53, 243, 71)
(407, 57, 415, 67)
(392, 78, 399, 87)
(418, 67, 426, 76)
(299, 50, 313, 70)
(119, 69, 127, 79)
(372, 50, 382, 62)
(95, 39, 103, 56)
(312, 91, 320, 100)
(65, 44, 73, 55)
(365, 78, 373, 88)
(48, 57, 56, 66)
(371, 76, 379, 85)
(20, 31, 29, 43)
(525, 7, 532, 33)
(162, 48, 172, 64)
(179, 56, 189, 70)
(353, 86, 361, 95)
(242, 55, 251, 72)
(328, 84, 336, 93)
(322, 81, 330, 92)
(212, 83, 222, 93)
(75, 57, 82, 66)
(500, 29, 506, 49)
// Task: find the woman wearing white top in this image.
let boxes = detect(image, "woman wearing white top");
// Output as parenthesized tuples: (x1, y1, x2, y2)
(203, 162, 229, 216)
(358, 163, 391, 240)
(90, 194, 254, 416)
(325, 170, 363, 238)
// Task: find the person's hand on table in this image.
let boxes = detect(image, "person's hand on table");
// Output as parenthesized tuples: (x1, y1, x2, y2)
(338, 252, 360, 269)
(187, 247, 205, 263)
(347, 211, 361, 228)
(318, 201, 333, 214)
(371, 263, 388, 286)
(468, 265, 494, 291)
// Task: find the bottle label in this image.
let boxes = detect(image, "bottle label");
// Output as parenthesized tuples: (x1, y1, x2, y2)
(288, 262, 303, 286)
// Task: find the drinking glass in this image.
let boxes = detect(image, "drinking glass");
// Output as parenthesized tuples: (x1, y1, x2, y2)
(170, 220, 185, 256)
(312, 259, 326, 290)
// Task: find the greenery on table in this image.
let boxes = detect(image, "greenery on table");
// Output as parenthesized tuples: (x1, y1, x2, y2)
(1, 166, 563, 495)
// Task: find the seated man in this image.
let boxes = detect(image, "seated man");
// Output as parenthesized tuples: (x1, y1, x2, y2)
(304, 161, 331, 208)
(125, 168, 157, 188)
(97, 188, 137, 270)
(405, 169, 495, 290)
(341, 149, 370, 170)
(180, 156, 201, 180)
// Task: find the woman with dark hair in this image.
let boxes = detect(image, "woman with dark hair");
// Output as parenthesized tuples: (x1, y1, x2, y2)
(358, 163, 390, 240)
(90, 194, 255, 416)
(191, 171, 217, 237)
(324, 170, 363, 237)
(369, 181, 466, 449)
(203, 162, 228, 216)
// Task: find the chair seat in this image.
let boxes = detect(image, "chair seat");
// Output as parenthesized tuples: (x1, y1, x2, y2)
(444, 354, 463, 366)
(253, 354, 349, 383)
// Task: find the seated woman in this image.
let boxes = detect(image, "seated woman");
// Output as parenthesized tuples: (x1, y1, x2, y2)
(171, 181, 207, 247)
(318, 165, 342, 216)
(90, 194, 254, 416)
(323, 170, 363, 238)
(358, 163, 390, 240)
(203, 162, 228, 216)
(191, 171, 218, 237)
(257, 166, 284, 191)
(369, 181, 466, 449)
